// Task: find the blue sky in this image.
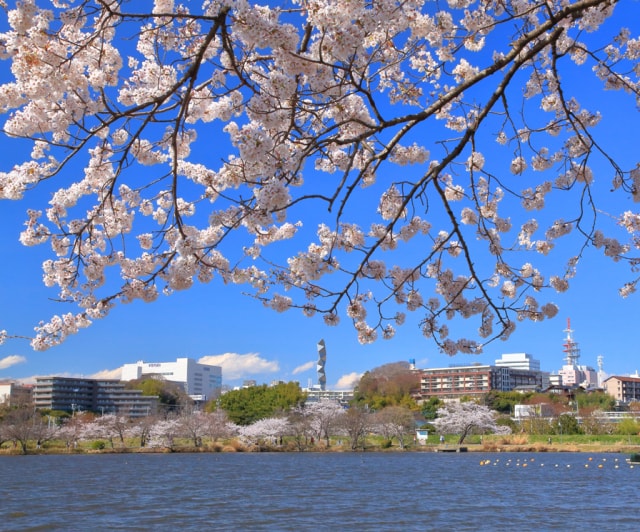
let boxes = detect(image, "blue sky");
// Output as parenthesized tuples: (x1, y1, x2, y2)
(1, 1, 639, 389)
(1, 188, 638, 388)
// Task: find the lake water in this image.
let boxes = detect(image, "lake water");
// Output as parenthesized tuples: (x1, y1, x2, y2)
(1, 451, 638, 531)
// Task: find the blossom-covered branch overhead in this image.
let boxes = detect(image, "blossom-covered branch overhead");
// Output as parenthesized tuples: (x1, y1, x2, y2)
(0, 0, 638, 352)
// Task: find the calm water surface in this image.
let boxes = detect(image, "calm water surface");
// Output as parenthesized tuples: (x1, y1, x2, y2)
(1, 452, 639, 531)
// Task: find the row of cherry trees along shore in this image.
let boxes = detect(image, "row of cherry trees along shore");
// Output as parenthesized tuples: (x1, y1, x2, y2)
(0, 399, 427, 454)
(4, 394, 640, 454)
(2, 362, 638, 453)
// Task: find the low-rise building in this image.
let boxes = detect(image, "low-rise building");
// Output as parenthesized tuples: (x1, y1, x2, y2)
(0, 381, 32, 406)
(303, 385, 353, 406)
(419, 363, 545, 400)
(33, 376, 158, 417)
(513, 403, 555, 420)
(603, 376, 640, 403)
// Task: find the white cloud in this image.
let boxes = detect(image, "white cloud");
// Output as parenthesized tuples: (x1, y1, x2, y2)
(90, 368, 123, 380)
(199, 352, 280, 381)
(334, 372, 362, 390)
(16, 369, 121, 384)
(0, 355, 26, 370)
(16, 371, 82, 384)
(292, 360, 315, 375)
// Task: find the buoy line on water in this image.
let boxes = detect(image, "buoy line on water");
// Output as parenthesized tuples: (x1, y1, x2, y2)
(478, 457, 635, 469)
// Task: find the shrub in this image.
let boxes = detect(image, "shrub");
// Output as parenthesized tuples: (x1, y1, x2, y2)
(497, 434, 529, 445)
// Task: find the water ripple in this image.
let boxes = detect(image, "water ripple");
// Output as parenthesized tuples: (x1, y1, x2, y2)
(1, 452, 637, 531)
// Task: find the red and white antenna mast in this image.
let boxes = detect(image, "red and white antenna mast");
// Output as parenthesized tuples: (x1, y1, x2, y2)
(562, 317, 580, 366)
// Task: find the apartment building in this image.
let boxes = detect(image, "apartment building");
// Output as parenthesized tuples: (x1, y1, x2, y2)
(33, 376, 158, 417)
(603, 376, 640, 403)
(419, 363, 545, 400)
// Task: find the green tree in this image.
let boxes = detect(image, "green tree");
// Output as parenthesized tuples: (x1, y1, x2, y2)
(575, 391, 616, 412)
(616, 417, 640, 436)
(214, 382, 305, 425)
(38, 409, 71, 423)
(422, 397, 444, 420)
(520, 414, 554, 435)
(353, 362, 420, 410)
(483, 391, 534, 414)
(125, 377, 189, 411)
(555, 414, 583, 435)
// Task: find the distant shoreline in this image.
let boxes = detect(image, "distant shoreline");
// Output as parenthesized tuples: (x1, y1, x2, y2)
(2, 442, 639, 456)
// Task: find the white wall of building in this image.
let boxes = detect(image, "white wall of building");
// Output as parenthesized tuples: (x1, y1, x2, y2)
(121, 358, 222, 400)
(495, 353, 541, 371)
(0, 383, 11, 404)
(514, 404, 554, 419)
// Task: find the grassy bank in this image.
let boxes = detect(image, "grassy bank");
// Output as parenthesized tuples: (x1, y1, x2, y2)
(2, 433, 640, 455)
(467, 433, 640, 454)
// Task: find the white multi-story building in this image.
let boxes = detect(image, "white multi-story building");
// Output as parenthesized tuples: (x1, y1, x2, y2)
(495, 353, 550, 389)
(495, 353, 541, 371)
(121, 357, 222, 401)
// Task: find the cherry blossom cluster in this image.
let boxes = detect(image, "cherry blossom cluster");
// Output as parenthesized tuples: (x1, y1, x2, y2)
(0, 0, 638, 353)
(237, 417, 291, 444)
(432, 401, 512, 443)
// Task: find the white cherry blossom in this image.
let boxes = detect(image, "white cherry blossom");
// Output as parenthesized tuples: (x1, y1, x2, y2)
(0, 0, 637, 355)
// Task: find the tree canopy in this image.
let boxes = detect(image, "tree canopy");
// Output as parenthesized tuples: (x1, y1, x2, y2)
(353, 361, 420, 409)
(574, 389, 616, 412)
(0, 0, 639, 353)
(211, 381, 305, 425)
(483, 390, 534, 414)
(431, 400, 511, 444)
(125, 376, 189, 408)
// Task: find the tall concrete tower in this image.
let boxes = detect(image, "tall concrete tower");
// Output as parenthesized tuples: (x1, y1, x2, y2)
(316, 339, 327, 391)
(597, 355, 607, 387)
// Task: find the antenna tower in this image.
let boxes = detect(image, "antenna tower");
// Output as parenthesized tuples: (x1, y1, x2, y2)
(562, 318, 580, 366)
